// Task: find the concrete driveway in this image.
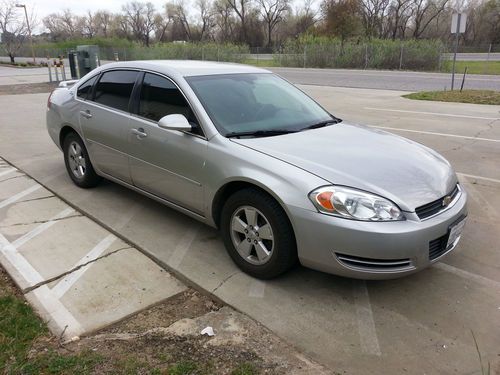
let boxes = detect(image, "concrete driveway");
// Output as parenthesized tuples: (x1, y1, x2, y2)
(0, 86, 499, 374)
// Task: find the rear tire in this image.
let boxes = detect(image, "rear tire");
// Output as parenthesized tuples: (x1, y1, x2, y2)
(220, 188, 297, 279)
(63, 132, 101, 188)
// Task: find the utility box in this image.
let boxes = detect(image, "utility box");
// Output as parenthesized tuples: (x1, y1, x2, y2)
(69, 45, 100, 79)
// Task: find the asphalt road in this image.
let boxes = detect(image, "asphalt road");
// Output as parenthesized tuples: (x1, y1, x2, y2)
(270, 67, 500, 91)
(0, 84, 499, 374)
(2, 56, 500, 92)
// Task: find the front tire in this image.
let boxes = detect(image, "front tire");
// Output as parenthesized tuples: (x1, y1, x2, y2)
(220, 188, 297, 279)
(63, 132, 101, 188)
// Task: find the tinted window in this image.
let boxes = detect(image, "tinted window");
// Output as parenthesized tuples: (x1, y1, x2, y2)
(77, 75, 98, 99)
(139, 73, 197, 125)
(94, 70, 138, 112)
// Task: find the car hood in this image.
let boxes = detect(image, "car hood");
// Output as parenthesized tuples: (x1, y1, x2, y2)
(231, 123, 458, 211)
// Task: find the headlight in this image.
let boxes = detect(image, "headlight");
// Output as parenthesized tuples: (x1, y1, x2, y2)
(309, 186, 404, 221)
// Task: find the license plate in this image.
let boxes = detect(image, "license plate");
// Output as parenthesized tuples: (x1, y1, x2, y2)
(447, 217, 467, 249)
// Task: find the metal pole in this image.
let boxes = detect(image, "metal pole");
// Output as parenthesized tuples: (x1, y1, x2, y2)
(486, 43, 492, 74)
(47, 59, 52, 82)
(365, 44, 368, 69)
(451, 13, 461, 91)
(460, 66, 467, 92)
(303, 45, 306, 68)
(54, 61, 59, 82)
(399, 44, 404, 70)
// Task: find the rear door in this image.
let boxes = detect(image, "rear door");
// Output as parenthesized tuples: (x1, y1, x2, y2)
(78, 69, 139, 184)
(127, 72, 207, 214)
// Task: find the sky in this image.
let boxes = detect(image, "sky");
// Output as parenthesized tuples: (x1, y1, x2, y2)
(25, 0, 170, 33)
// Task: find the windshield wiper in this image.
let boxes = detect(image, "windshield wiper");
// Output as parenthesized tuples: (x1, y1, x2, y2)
(226, 129, 298, 138)
(300, 118, 342, 131)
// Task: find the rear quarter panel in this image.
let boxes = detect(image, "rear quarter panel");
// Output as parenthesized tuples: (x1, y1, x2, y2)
(46, 87, 82, 150)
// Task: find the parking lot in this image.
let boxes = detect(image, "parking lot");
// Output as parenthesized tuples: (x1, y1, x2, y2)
(0, 74, 499, 373)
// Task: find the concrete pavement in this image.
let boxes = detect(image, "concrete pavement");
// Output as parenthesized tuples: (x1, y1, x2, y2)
(0, 87, 499, 373)
(0, 159, 187, 340)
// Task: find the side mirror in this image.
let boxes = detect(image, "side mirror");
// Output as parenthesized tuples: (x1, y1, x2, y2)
(158, 114, 192, 132)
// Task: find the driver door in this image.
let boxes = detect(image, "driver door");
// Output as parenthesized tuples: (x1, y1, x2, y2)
(127, 72, 207, 215)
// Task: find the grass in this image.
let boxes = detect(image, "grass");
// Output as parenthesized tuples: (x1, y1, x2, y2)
(0, 290, 103, 374)
(441, 60, 500, 75)
(403, 90, 500, 105)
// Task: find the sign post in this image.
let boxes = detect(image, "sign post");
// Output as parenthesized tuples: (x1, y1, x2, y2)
(450, 12, 467, 90)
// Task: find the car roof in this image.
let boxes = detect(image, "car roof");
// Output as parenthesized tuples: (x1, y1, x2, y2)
(97, 60, 271, 77)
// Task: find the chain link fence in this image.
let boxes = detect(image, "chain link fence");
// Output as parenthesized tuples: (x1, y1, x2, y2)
(2, 41, 500, 74)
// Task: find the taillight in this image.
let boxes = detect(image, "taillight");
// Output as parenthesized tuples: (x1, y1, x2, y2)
(47, 90, 54, 109)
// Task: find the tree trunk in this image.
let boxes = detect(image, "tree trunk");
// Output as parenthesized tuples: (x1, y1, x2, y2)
(9, 54, 15, 64)
(267, 23, 272, 47)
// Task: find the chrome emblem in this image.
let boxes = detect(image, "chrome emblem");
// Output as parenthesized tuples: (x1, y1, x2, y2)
(442, 195, 452, 207)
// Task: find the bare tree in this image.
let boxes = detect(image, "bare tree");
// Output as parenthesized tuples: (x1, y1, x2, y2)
(166, 1, 192, 40)
(0, 0, 31, 62)
(196, 0, 215, 40)
(94, 11, 112, 37)
(258, 0, 290, 46)
(226, 0, 252, 42)
(387, 0, 413, 39)
(360, 0, 390, 38)
(411, 0, 449, 38)
(213, 0, 235, 42)
(82, 10, 97, 38)
(122, 1, 157, 46)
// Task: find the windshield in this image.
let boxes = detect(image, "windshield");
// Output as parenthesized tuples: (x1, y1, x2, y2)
(186, 73, 334, 136)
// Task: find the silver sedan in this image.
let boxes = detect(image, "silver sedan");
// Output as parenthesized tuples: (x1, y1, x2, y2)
(46, 61, 467, 279)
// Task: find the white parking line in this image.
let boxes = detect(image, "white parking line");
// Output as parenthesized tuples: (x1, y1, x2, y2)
(353, 281, 381, 356)
(372, 126, 500, 143)
(457, 173, 500, 185)
(168, 226, 200, 268)
(0, 167, 16, 178)
(364, 107, 500, 121)
(51, 234, 117, 299)
(0, 184, 41, 209)
(248, 279, 266, 298)
(12, 208, 75, 249)
(0, 232, 84, 337)
(434, 263, 500, 290)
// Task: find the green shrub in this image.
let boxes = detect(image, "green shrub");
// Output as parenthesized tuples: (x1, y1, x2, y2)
(276, 35, 444, 71)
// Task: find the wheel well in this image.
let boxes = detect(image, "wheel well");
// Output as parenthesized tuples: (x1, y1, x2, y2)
(212, 181, 288, 229)
(59, 126, 78, 148)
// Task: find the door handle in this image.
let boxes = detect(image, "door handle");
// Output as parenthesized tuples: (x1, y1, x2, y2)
(131, 128, 148, 138)
(79, 110, 92, 119)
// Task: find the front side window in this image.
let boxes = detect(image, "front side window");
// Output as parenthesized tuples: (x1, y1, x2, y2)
(76, 75, 98, 99)
(186, 73, 333, 136)
(93, 70, 139, 112)
(138, 73, 197, 123)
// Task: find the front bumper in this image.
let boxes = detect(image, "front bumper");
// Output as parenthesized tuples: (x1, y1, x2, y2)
(289, 189, 468, 279)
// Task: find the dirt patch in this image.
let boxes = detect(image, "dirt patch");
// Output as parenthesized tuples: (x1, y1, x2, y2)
(1, 266, 331, 374)
(0, 82, 58, 96)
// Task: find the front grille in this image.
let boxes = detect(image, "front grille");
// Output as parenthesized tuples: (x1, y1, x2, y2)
(429, 234, 449, 260)
(415, 184, 460, 220)
(335, 253, 413, 271)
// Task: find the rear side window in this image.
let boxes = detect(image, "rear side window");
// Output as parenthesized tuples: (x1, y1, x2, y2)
(93, 70, 139, 112)
(138, 73, 195, 123)
(76, 75, 98, 99)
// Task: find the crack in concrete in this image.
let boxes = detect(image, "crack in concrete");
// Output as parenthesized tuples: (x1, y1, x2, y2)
(0, 174, 24, 183)
(0, 213, 83, 228)
(23, 246, 133, 294)
(17, 195, 55, 203)
(450, 118, 499, 152)
(211, 271, 241, 294)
